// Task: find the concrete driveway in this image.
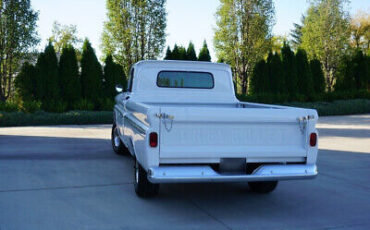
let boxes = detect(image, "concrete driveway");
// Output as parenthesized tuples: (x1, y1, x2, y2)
(0, 115, 369, 230)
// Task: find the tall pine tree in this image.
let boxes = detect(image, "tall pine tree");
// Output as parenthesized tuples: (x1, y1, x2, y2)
(198, 40, 211, 61)
(80, 39, 103, 105)
(281, 43, 298, 97)
(309, 59, 325, 94)
(186, 42, 197, 61)
(104, 54, 126, 99)
(178, 46, 187, 60)
(267, 52, 284, 94)
(250, 59, 268, 94)
(296, 49, 314, 98)
(15, 62, 37, 101)
(35, 43, 60, 110)
(171, 44, 180, 60)
(59, 45, 81, 109)
(164, 46, 172, 60)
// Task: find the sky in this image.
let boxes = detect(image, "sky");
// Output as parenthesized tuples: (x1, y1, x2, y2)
(32, 0, 369, 61)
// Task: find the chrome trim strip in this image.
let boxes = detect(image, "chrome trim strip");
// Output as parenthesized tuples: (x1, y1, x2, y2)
(125, 114, 147, 134)
(147, 164, 317, 183)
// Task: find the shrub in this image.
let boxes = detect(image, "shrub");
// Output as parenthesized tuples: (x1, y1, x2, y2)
(0, 101, 19, 112)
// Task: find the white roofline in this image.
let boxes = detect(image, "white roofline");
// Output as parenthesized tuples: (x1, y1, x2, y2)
(133, 60, 231, 71)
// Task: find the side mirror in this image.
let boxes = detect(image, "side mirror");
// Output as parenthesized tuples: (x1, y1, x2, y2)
(115, 84, 123, 93)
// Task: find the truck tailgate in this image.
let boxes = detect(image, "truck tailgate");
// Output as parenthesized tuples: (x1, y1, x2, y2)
(158, 106, 317, 161)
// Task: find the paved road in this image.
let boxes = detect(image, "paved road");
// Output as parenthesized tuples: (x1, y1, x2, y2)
(0, 115, 369, 230)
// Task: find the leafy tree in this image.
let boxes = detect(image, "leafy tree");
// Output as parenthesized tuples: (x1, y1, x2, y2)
(164, 46, 172, 60)
(270, 35, 287, 54)
(198, 40, 211, 62)
(49, 21, 82, 54)
(349, 10, 370, 52)
(214, 0, 274, 94)
(300, 0, 350, 91)
(186, 42, 197, 61)
(250, 59, 268, 94)
(104, 54, 126, 99)
(0, 0, 39, 101)
(35, 43, 60, 110)
(80, 39, 103, 105)
(267, 52, 284, 94)
(281, 43, 298, 96)
(101, 0, 167, 74)
(58, 45, 81, 108)
(296, 49, 314, 98)
(15, 62, 37, 101)
(309, 59, 325, 94)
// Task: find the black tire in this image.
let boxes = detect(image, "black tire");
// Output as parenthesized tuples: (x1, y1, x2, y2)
(111, 124, 129, 155)
(248, 181, 278, 193)
(134, 160, 159, 197)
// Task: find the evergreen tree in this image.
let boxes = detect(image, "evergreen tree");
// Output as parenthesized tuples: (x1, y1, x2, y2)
(352, 50, 369, 90)
(80, 39, 103, 105)
(198, 40, 211, 61)
(59, 45, 81, 108)
(15, 62, 37, 101)
(171, 44, 180, 60)
(335, 55, 354, 91)
(296, 49, 314, 97)
(186, 42, 197, 61)
(250, 59, 268, 94)
(35, 43, 60, 110)
(309, 59, 326, 94)
(104, 54, 126, 99)
(267, 52, 284, 94)
(281, 43, 298, 96)
(164, 46, 172, 60)
(178, 46, 187, 60)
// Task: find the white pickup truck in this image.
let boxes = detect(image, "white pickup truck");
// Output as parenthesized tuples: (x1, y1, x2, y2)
(112, 60, 318, 197)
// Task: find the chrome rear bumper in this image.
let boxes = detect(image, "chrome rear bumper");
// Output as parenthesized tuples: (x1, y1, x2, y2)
(148, 164, 317, 183)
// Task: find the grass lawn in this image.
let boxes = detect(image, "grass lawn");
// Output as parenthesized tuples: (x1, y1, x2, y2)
(0, 99, 369, 127)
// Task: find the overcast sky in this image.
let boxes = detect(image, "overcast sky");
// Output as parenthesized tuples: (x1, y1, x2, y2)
(32, 0, 369, 61)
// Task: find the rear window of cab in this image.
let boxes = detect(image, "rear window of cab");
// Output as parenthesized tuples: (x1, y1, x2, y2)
(157, 71, 214, 89)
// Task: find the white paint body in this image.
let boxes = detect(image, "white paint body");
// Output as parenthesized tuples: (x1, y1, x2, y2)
(114, 60, 318, 183)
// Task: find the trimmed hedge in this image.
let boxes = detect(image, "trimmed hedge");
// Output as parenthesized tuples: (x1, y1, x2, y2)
(0, 111, 112, 127)
(284, 99, 370, 116)
(1, 99, 369, 127)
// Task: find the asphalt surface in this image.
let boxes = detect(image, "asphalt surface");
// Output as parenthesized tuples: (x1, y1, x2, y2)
(0, 115, 369, 230)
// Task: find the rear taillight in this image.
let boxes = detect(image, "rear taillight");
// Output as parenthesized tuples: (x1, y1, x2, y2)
(310, 133, 317, 147)
(149, 132, 158, 147)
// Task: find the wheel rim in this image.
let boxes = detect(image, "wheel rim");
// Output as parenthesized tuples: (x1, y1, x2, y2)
(135, 161, 139, 184)
(113, 129, 120, 147)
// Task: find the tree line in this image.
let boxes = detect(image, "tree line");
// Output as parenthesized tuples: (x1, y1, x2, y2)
(164, 41, 211, 62)
(215, 0, 369, 96)
(1, 0, 369, 112)
(15, 40, 126, 112)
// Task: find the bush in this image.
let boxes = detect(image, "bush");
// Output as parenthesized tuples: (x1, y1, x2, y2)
(0, 101, 19, 112)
